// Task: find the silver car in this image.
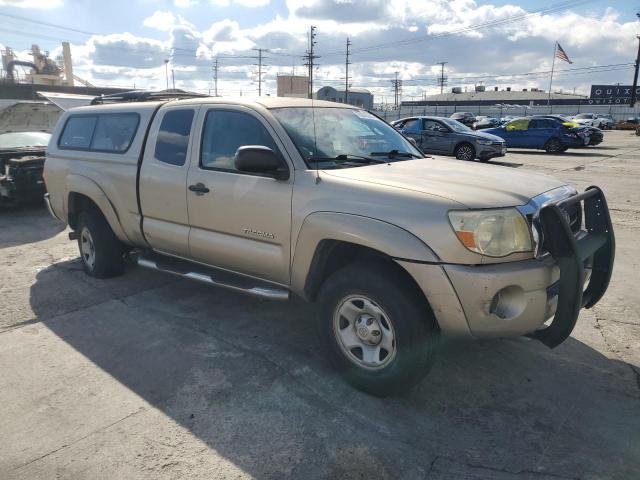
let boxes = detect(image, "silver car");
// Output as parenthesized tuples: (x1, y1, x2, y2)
(393, 116, 506, 162)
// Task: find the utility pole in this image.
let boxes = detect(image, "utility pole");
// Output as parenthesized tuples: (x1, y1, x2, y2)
(631, 34, 640, 107)
(303, 26, 319, 99)
(253, 48, 267, 96)
(212, 58, 219, 96)
(391, 72, 402, 109)
(436, 62, 448, 94)
(171, 68, 175, 90)
(345, 37, 351, 105)
(164, 59, 169, 90)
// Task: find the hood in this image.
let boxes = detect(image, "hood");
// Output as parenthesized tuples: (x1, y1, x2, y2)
(322, 157, 566, 208)
(0, 102, 62, 135)
(460, 129, 505, 142)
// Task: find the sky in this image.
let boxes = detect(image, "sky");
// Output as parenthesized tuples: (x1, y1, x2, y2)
(0, 0, 638, 103)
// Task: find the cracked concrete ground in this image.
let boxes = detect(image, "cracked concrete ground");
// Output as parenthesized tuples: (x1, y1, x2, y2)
(1, 130, 639, 479)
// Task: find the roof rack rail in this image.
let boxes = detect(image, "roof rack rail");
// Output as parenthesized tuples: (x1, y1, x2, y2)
(91, 89, 209, 105)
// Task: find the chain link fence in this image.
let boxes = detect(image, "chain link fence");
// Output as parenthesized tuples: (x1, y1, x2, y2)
(375, 104, 640, 122)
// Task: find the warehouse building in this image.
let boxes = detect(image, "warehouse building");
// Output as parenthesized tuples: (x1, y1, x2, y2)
(403, 86, 586, 107)
(276, 75, 309, 98)
(316, 86, 374, 110)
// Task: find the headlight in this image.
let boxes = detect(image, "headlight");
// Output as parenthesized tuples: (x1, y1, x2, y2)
(448, 208, 532, 257)
(476, 139, 493, 146)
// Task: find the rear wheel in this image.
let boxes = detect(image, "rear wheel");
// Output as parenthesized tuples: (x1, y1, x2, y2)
(316, 262, 439, 396)
(76, 208, 125, 278)
(545, 137, 563, 153)
(454, 143, 476, 161)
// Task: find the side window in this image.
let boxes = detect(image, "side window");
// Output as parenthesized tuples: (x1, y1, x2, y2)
(154, 109, 194, 166)
(91, 114, 139, 152)
(59, 115, 97, 149)
(505, 118, 530, 131)
(401, 119, 419, 133)
(201, 110, 279, 172)
(423, 120, 441, 131)
(530, 119, 556, 129)
(59, 113, 139, 152)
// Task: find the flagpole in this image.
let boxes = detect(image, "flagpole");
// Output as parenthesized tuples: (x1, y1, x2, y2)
(548, 41, 557, 111)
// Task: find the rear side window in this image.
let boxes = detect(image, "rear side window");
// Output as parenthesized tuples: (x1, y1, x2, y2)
(59, 115, 97, 149)
(59, 113, 139, 153)
(529, 119, 557, 129)
(154, 109, 195, 166)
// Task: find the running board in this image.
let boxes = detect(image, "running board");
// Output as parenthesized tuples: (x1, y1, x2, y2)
(133, 252, 290, 301)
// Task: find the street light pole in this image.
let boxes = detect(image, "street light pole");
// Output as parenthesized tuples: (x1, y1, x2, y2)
(171, 69, 175, 90)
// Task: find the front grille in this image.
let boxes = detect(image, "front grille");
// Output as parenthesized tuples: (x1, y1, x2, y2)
(539, 196, 583, 255)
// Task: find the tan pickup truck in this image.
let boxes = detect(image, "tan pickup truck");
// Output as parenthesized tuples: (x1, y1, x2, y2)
(44, 93, 615, 396)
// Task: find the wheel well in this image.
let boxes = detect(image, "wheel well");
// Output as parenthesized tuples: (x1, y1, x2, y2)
(304, 241, 434, 317)
(67, 192, 99, 230)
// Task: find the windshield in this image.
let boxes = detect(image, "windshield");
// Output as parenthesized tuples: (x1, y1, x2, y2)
(440, 118, 472, 133)
(574, 114, 593, 119)
(0, 132, 51, 149)
(270, 107, 422, 168)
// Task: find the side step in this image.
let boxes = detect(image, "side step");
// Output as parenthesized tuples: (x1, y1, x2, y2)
(133, 251, 290, 301)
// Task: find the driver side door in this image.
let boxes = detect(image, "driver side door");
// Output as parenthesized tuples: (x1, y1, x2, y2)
(186, 106, 294, 285)
(420, 119, 450, 153)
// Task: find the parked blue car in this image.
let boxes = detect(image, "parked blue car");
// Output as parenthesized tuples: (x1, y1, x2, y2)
(484, 117, 587, 153)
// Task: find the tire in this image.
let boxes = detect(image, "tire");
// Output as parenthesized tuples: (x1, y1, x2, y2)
(316, 262, 439, 396)
(544, 137, 563, 153)
(454, 142, 476, 161)
(76, 208, 125, 278)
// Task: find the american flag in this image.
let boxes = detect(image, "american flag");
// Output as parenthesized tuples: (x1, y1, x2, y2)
(555, 42, 573, 64)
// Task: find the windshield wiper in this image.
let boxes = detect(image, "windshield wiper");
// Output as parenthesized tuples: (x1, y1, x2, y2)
(369, 149, 423, 159)
(309, 154, 387, 165)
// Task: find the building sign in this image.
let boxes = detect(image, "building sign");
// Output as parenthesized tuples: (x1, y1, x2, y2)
(588, 85, 640, 104)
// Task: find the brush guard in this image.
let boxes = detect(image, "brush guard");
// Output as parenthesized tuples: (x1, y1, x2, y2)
(529, 186, 615, 348)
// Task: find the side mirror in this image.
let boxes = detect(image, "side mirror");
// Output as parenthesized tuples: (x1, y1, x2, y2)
(234, 145, 289, 180)
(407, 137, 418, 147)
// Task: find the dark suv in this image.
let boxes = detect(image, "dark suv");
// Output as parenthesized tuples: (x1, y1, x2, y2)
(449, 112, 476, 127)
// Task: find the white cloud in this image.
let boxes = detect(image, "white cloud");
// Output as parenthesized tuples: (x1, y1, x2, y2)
(0, 0, 62, 7)
(143, 11, 177, 32)
(234, 0, 269, 7)
(58, 1, 638, 98)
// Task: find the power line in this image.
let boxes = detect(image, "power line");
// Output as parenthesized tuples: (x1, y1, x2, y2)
(321, 0, 598, 57)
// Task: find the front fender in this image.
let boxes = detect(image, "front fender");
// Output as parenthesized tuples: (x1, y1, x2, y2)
(290, 211, 439, 297)
(66, 174, 130, 243)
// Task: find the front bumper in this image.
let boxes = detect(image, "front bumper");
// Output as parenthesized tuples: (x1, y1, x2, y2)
(477, 143, 506, 160)
(402, 187, 615, 347)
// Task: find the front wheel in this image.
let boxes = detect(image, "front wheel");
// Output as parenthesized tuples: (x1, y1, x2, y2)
(76, 208, 125, 278)
(454, 143, 476, 161)
(316, 263, 439, 396)
(545, 137, 563, 153)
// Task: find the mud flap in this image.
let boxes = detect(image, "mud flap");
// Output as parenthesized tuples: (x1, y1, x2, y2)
(529, 186, 615, 348)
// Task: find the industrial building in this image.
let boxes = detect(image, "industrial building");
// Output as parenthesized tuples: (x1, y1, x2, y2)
(402, 85, 586, 107)
(1, 42, 129, 106)
(276, 75, 309, 98)
(316, 86, 374, 110)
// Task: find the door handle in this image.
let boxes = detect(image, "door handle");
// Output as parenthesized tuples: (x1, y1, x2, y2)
(188, 183, 210, 195)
